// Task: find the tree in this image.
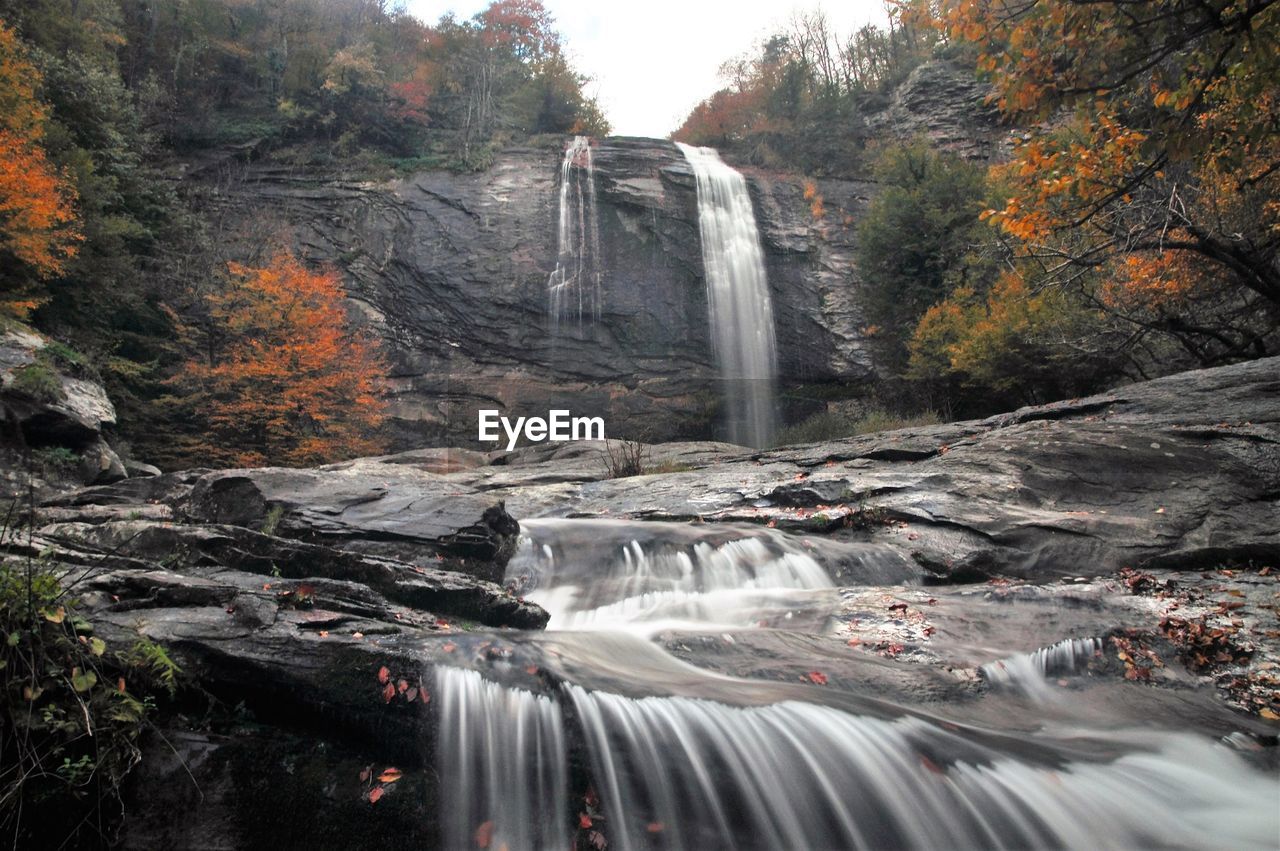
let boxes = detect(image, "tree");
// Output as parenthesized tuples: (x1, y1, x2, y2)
(855, 140, 991, 373)
(0, 21, 80, 304)
(930, 0, 1280, 360)
(907, 269, 1117, 409)
(174, 251, 388, 467)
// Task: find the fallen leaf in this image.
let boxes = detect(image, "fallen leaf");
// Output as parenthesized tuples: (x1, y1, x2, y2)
(1260, 708, 1279, 720)
(352, 631, 364, 640)
(378, 768, 403, 783)
(378, 666, 391, 684)
(398, 678, 409, 694)
(406, 687, 418, 702)
(475, 820, 494, 848)
(579, 813, 593, 829)
(807, 671, 828, 685)
(647, 822, 665, 833)
(367, 786, 384, 804)
(382, 682, 395, 703)
(318, 630, 329, 638)
(359, 766, 371, 783)
(442, 642, 457, 653)
(117, 677, 126, 693)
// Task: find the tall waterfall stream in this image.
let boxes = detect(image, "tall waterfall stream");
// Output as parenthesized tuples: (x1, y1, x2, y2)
(548, 135, 602, 331)
(428, 518, 1279, 850)
(677, 142, 779, 449)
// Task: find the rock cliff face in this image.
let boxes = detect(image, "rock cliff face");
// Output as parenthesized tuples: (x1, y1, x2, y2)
(204, 62, 1002, 448)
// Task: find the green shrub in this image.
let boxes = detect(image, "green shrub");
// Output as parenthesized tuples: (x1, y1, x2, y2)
(11, 361, 64, 403)
(0, 538, 172, 847)
(774, 407, 941, 446)
(32, 446, 80, 472)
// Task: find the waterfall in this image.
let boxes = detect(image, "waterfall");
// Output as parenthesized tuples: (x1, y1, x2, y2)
(435, 667, 570, 850)
(676, 142, 779, 448)
(548, 135, 602, 330)
(980, 637, 1104, 702)
(505, 519, 920, 633)
(434, 518, 1279, 849)
(564, 690, 1277, 851)
(432, 668, 1280, 851)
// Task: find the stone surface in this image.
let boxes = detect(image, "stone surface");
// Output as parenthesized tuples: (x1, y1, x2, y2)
(11, 357, 1274, 848)
(450, 357, 1280, 582)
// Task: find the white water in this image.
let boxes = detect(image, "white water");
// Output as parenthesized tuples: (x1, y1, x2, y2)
(567, 689, 1278, 851)
(505, 518, 916, 634)
(433, 519, 1280, 849)
(548, 135, 602, 329)
(676, 142, 779, 448)
(981, 637, 1104, 702)
(435, 667, 569, 850)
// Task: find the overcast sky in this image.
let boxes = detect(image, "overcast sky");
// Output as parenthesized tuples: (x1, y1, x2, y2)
(404, 0, 892, 137)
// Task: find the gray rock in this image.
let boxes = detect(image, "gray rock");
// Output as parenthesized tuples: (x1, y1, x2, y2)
(124, 459, 162, 477)
(77, 437, 127, 484)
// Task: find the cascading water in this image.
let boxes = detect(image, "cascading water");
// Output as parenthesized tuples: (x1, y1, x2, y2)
(548, 135, 602, 330)
(676, 142, 779, 449)
(980, 637, 1104, 702)
(505, 519, 868, 633)
(435, 667, 569, 850)
(566, 690, 1277, 851)
(430, 518, 1279, 849)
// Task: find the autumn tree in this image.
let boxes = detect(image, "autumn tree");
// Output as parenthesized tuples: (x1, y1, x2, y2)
(930, 0, 1280, 362)
(856, 140, 992, 373)
(0, 21, 80, 312)
(174, 251, 388, 467)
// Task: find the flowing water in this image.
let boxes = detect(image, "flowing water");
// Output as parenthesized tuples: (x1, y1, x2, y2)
(676, 142, 779, 449)
(431, 518, 1279, 849)
(548, 135, 602, 330)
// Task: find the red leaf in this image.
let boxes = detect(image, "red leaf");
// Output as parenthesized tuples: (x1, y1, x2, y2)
(367, 786, 385, 804)
(398, 678, 409, 694)
(382, 682, 396, 703)
(647, 822, 665, 833)
(406, 687, 418, 702)
(807, 671, 828, 685)
(378, 768, 403, 783)
(359, 766, 371, 783)
(475, 820, 494, 848)
(579, 813, 593, 829)
(442, 642, 457, 653)
(377, 666, 391, 684)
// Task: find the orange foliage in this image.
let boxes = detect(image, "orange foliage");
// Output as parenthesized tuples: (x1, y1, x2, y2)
(0, 131, 81, 278)
(672, 87, 763, 147)
(177, 252, 388, 467)
(929, 0, 1280, 306)
(0, 23, 80, 282)
(802, 179, 826, 220)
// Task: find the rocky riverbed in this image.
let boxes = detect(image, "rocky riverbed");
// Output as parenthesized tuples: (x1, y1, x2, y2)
(1, 356, 1274, 846)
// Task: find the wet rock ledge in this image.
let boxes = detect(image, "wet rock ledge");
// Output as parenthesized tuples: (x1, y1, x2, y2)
(3, 356, 1275, 847)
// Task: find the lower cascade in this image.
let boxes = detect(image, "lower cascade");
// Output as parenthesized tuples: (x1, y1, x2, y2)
(676, 142, 779, 449)
(429, 519, 1280, 850)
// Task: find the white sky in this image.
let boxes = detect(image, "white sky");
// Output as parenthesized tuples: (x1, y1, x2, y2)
(404, 0, 891, 137)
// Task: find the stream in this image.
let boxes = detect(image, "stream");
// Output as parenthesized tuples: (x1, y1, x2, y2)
(430, 519, 1279, 850)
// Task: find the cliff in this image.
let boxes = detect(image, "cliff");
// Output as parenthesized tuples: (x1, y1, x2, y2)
(195, 62, 1004, 448)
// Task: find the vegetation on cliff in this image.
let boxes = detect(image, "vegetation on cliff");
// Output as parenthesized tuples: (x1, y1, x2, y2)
(680, 0, 1277, 419)
(0, 0, 606, 468)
